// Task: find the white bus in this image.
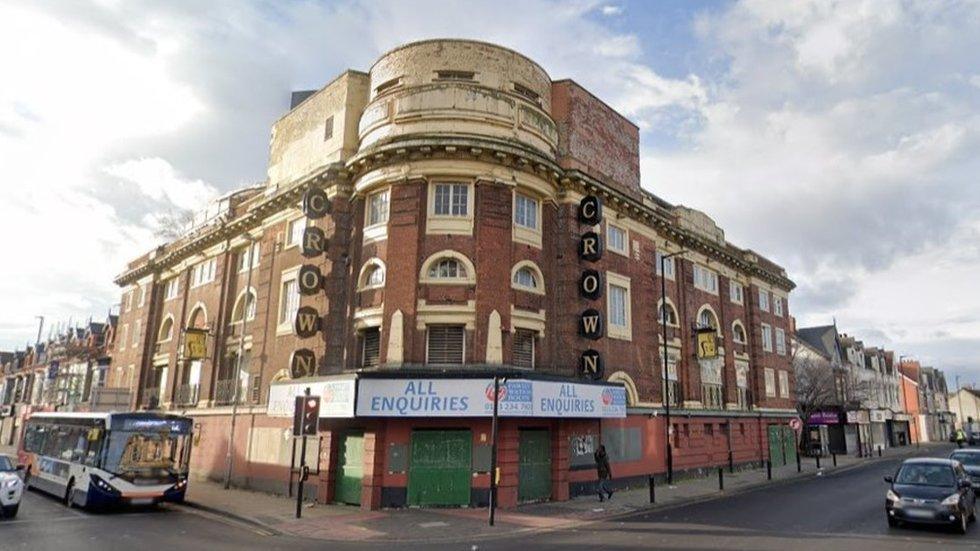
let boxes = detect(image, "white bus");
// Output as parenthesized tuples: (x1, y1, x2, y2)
(18, 412, 192, 508)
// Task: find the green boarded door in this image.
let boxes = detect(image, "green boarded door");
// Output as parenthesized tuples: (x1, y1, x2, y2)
(408, 430, 472, 506)
(335, 432, 364, 505)
(768, 425, 785, 467)
(518, 429, 551, 503)
(782, 427, 797, 466)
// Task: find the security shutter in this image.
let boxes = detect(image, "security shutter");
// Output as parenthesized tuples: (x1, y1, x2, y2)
(362, 328, 381, 367)
(427, 325, 464, 365)
(512, 329, 535, 368)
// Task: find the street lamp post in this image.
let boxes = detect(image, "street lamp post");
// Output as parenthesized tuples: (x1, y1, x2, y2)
(659, 249, 686, 485)
(225, 237, 256, 490)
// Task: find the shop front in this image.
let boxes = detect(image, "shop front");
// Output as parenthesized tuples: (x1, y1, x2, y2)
(844, 410, 871, 456)
(888, 413, 911, 447)
(806, 411, 845, 455)
(870, 409, 891, 452)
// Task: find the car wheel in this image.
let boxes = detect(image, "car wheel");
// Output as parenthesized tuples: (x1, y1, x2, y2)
(64, 480, 75, 508)
(2, 505, 18, 518)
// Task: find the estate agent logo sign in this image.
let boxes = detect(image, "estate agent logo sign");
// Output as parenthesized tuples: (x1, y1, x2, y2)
(578, 195, 605, 380)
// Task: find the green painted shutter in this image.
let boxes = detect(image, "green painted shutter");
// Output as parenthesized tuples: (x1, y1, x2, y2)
(518, 429, 551, 502)
(408, 430, 472, 506)
(335, 432, 364, 505)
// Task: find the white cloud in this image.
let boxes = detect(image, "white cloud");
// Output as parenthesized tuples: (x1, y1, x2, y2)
(104, 158, 219, 212)
(600, 5, 623, 16)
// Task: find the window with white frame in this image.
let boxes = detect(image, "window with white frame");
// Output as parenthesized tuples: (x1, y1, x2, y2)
(759, 289, 770, 312)
(702, 383, 723, 409)
(118, 324, 127, 351)
(278, 273, 300, 328)
(125, 290, 133, 312)
(662, 350, 680, 406)
(775, 328, 787, 355)
(607, 224, 628, 255)
(698, 308, 718, 332)
(655, 252, 676, 280)
(778, 370, 790, 398)
(732, 321, 747, 344)
(433, 183, 469, 216)
(164, 278, 179, 301)
(365, 264, 385, 287)
(132, 320, 141, 347)
(512, 267, 538, 290)
(730, 280, 744, 304)
(367, 189, 390, 227)
(761, 323, 773, 352)
(764, 368, 776, 397)
(693, 265, 719, 294)
(361, 328, 381, 368)
(158, 317, 174, 343)
(232, 291, 257, 323)
(658, 301, 678, 326)
(138, 286, 146, 308)
(286, 218, 305, 247)
(237, 243, 260, 273)
(606, 273, 631, 339)
(514, 194, 538, 230)
(428, 258, 467, 280)
(191, 258, 217, 288)
(773, 296, 784, 317)
(427, 325, 465, 365)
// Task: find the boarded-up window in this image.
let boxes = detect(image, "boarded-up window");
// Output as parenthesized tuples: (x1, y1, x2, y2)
(512, 329, 535, 368)
(427, 325, 464, 365)
(362, 328, 381, 368)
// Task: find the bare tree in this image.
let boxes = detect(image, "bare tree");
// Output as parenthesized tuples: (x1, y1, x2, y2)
(793, 349, 839, 425)
(152, 208, 195, 241)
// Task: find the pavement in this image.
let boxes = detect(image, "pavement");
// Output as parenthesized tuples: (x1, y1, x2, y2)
(2, 442, 973, 550)
(176, 443, 941, 544)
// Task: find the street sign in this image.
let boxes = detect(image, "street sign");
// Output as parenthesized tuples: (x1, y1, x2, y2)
(789, 417, 802, 432)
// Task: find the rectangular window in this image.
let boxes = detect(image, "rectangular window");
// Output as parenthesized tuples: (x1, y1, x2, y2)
(607, 224, 628, 255)
(765, 368, 776, 397)
(514, 194, 538, 230)
(164, 278, 179, 301)
(761, 323, 773, 352)
(287, 218, 305, 247)
(368, 189, 390, 227)
(778, 370, 790, 398)
(191, 258, 216, 288)
(702, 384, 723, 409)
(426, 325, 465, 365)
(237, 243, 260, 273)
(775, 328, 787, 355)
(693, 265, 719, 294)
(132, 320, 141, 347)
(278, 276, 300, 328)
(118, 325, 127, 351)
(730, 280, 743, 304)
(512, 82, 540, 102)
(361, 328, 381, 368)
(436, 70, 475, 81)
(759, 289, 770, 312)
(138, 286, 146, 308)
(606, 272, 632, 340)
(655, 252, 676, 280)
(433, 183, 469, 216)
(125, 290, 133, 313)
(773, 296, 784, 317)
(323, 115, 334, 141)
(512, 329, 535, 368)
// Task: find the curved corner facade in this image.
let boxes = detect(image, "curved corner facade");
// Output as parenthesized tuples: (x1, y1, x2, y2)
(106, 39, 798, 511)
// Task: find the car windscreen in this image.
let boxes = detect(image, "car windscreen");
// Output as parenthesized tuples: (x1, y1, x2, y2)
(102, 430, 190, 483)
(0, 456, 13, 471)
(951, 453, 980, 467)
(895, 463, 956, 486)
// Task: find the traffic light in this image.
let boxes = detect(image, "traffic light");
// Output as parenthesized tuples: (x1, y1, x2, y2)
(293, 395, 320, 436)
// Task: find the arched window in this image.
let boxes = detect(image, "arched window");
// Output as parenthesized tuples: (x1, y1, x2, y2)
(429, 258, 466, 279)
(513, 268, 536, 289)
(510, 261, 545, 294)
(366, 265, 385, 286)
(419, 250, 476, 284)
(732, 321, 747, 344)
(358, 258, 387, 290)
(158, 317, 174, 342)
(231, 290, 256, 323)
(188, 304, 208, 329)
(698, 307, 718, 331)
(658, 302, 678, 326)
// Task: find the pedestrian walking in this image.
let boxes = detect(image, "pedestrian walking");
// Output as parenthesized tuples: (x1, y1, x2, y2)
(594, 444, 613, 501)
(956, 428, 967, 448)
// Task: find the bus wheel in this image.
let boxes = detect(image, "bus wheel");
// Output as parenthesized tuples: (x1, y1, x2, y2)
(64, 480, 75, 508)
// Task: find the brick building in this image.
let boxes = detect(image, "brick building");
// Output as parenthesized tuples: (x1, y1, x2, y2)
(111, 39, 796, 509)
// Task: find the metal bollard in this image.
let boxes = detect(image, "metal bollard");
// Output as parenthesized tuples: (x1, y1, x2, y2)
(816, 454, 821, 469)
(832, 453, 837, 467)
(796, 452, 802, 473)
(767, 459, 772, 480)
(878, 446, 882, 457)
(649, 475, 656, 504)
(719, 467, 724, 491)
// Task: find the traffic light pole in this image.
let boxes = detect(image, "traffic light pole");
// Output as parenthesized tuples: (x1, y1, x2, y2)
(297, 387, 310, 519)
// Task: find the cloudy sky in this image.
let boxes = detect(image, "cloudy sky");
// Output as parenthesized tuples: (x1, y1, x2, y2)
(2, 0, 978, 382)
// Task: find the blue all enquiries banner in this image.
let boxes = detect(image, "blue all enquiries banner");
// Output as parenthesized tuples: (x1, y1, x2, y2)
(355, 378, 626, 418)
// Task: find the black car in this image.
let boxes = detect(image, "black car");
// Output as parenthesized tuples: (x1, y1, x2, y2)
(885, 458, 976, 534)
(950, 450, 980, 488)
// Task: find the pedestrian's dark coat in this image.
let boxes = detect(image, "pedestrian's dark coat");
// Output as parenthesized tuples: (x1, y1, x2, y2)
(595, 447, 611, 480)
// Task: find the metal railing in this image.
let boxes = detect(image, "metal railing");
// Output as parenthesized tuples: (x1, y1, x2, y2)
(214, 378, 248, 406)
(175, 384, 200, 407)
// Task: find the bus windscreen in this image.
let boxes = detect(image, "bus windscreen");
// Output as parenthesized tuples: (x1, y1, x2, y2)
(102, 430, 190, 484)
